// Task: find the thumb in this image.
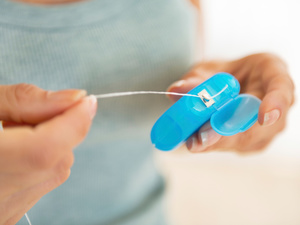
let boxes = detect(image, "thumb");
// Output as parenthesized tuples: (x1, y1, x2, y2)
(167, 65, 218, 102)
(167, 60, 229, 102)
(167, 77, 204, 102)
(0, 83, 86, 124)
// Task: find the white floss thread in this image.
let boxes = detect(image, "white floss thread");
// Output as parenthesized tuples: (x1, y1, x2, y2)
(94, 91, 200, 99)
(94, 85, 228, 100)
(25, 213, 32, 225)
(208, 84, 228, 99)
(23, 84, 228, 225)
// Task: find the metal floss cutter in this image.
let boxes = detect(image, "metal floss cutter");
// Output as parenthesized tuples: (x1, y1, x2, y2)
(151, 72, 261, 151)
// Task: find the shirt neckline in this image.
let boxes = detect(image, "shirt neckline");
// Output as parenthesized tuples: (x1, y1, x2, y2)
(0, 0, 134, 29)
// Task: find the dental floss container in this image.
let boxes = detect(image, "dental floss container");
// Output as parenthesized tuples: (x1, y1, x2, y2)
(151, 72, 261, 151)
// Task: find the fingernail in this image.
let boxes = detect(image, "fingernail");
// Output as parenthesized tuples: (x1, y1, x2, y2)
(199, 129, 221, 149)
(200, 131, 209, 148)
(263, 109, 280, 126)
(48, 89, 87, 101)
(186, 136, 198, 151)
(85, 95, 97, 120)
(74, 90, 87, 99)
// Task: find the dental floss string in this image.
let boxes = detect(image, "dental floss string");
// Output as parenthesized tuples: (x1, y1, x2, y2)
(25, 213, 32, 225)
(207, 84, 228, 99)
(94, 85, 228, 99)
(94, 91, 200, 99)
(23, 84, 228, 225)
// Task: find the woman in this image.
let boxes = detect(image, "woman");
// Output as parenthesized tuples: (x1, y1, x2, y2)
(0, 0, 294, 224)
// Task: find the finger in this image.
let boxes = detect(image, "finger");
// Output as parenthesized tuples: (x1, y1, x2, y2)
(228, 53, 294, 126)
(0, 152, 74, 200)
(0, 95, 97, 173)
(185, 122, 222, 153)
(167, 78, 204, 102)
(0, 83, 86, 124)
(2, 169, 70, 225)
(258, 60, 294, 126)
(166, 64, 219, 102)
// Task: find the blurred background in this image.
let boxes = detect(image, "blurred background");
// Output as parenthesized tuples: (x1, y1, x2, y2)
(158, 0, 300, 224)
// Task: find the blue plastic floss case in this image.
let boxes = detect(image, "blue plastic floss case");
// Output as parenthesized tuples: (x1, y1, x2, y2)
(151, 72, 262, 151)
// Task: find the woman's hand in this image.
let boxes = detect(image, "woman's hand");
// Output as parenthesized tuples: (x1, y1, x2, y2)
(167, 53, 294, 153)
(0, 84, 97, 225)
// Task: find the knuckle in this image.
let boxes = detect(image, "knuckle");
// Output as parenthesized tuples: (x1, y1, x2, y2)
(29, 144, 60, 170)
(255, 52, 280, 63)
(279, 92, 293, 108)
(270, 76, 293, 90)
(267, 77, 294, 107)
(269, 94, 290, 110)
(13, 83, 38, 104)
(281, 75, 296, 92)
(56, 153, 74, 172)
(4, 83, 38, 122)
(254, 53, 286, 71)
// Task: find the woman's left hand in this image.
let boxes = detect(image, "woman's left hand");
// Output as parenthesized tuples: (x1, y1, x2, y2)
(167, 53, 295, 153)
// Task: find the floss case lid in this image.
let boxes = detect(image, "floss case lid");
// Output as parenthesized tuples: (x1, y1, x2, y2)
(151, 72, 261, 151)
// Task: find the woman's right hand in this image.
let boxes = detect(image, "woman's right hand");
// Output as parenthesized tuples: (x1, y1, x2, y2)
(0, 84, 97, 225)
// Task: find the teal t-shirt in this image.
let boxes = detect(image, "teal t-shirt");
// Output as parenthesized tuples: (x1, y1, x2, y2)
(0, 0, 197, 224)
